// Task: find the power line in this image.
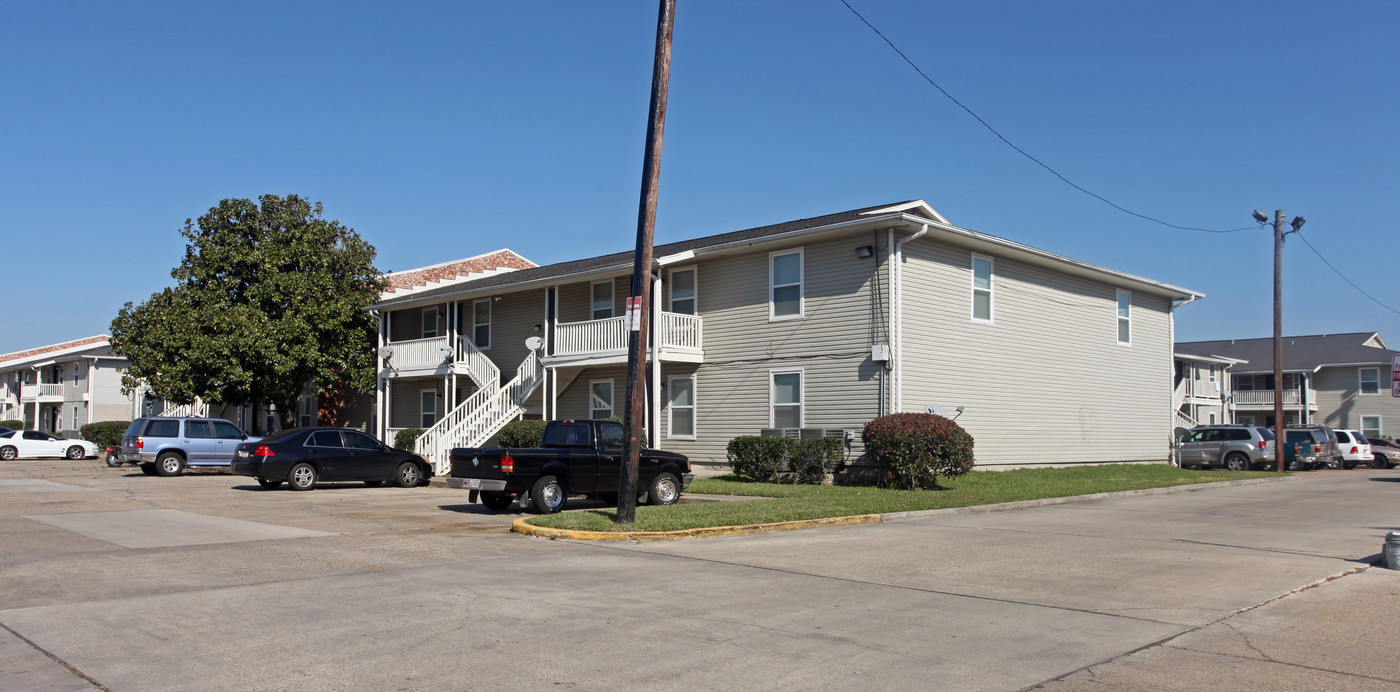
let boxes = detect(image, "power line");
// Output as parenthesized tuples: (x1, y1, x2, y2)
(1292, 231, 1400, 316)
(838, 0, 1256, 235)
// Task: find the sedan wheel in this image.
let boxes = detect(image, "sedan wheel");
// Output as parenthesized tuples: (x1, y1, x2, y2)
(0, 446, 17, 460)
(394, 462, 421, 488)
(67, 445, 85, 460)
(1374, 454, 1391, 469)
(287, 463, 317, 491)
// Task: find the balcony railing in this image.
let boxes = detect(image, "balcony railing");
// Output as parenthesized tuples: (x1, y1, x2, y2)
(383, 335, 451, 372)
(19, 383, 63, 403)
(1230, 388, 1317, 408)
(552, 312, 702, 358)
(457, 336, 500, 389)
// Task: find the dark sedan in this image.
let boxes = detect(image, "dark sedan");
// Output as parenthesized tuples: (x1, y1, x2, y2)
(231, 428, 432, 491)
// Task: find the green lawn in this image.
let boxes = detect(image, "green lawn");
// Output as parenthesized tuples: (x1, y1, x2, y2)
(524, 465, 1277, 533)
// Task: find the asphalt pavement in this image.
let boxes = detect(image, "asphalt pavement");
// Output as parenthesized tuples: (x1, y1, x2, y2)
(2, 459, 1398, 690)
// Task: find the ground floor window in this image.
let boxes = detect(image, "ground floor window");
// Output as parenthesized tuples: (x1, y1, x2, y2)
(300, 397, 315, 428)
(1208, 413, 1217, 424)
(420, 390, 437, 428)
(590, 380, 614, 419)
(1362, 416, 1381, 439)
(668, 375, 695, 439)
(1237, 415, 1254, 425)
(770, 370, 803, 429)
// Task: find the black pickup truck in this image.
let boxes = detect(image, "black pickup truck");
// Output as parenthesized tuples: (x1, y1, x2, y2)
(446, 419, 694, 514)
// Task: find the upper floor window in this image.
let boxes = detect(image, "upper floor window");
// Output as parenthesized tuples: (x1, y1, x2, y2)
(669, 267, 696, 315)
(592, 280, 614, 320)
(1116, 290, 1131, 345)
(422, 306, 439, 338)
(770, 250, 803, 320)
(72, 364, 79, 385)
(473, 299, 491, 349)
(971, 255, 993, 322)
(1360, 367, 1380, 395)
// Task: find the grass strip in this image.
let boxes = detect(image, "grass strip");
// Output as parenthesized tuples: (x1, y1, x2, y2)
(525, 465, 1276, 533)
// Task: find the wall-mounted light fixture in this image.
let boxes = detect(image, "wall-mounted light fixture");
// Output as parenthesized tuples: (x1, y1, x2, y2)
(493, 295, 503, 302)
(533, 324, 542, 332)
(854, 245, 875, 259)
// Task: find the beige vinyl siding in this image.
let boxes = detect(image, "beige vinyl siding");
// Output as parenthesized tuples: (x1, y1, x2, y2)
(388, 305, 445, 342)
(557, 275, 631, 325)
(91, 362, 136, 421)
(654, 234, 886, 466)
(388, 378, 441, 429)
(900, 237, 1174, 468)
(1317, 365, 1400, 436)
(556, 365, 628, 420)
(474, 288, 546, 380)
(61, 361, 86, 402)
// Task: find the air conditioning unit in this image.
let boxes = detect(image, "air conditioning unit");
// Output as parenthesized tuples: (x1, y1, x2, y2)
(763, 428, 853, 443)
(760, 428, 801, 439)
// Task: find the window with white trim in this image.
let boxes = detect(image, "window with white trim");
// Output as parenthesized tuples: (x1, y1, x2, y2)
(1361, 415, 1381, 439)
(1360, 368, 1380, 395)
(1116, 290, 1131, 345)
(771, 370, 803, 429)
(71, 405, 78, 429)
(420, 389, 437, 428)
(73, 364, 79, 385)
(590, 380, 614, 419)
(770, 250, 803, 319)
(422, 306, 439, 338)
(1238, 415, 1255, 425)
(473, 299, 491, 349)
(669, 267, 696, 315)
(592, 280, 614, 320)
(1208, 413, 1217, 424)
(668, 375, 695, 439)
(971, 255, 993, 322)
(300, 397, 314, 428)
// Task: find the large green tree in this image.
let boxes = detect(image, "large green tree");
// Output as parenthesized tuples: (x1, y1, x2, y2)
(111, 195, 385, 430)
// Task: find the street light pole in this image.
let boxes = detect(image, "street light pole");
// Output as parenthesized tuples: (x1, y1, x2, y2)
(1272, 210, 1285, 473)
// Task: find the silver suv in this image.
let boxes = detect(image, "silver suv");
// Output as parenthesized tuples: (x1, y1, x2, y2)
(120, 417, 261, 477)
(1179, 425, 1276, 470)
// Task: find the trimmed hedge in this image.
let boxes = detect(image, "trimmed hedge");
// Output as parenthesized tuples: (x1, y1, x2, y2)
(0, 419, 25, 430)
(862, 413, 975, 490)
(727, 435, 844, 484)
(80, 421, 130, 448)
(498, 419, 547, 448)
(393, 428, 425, 451)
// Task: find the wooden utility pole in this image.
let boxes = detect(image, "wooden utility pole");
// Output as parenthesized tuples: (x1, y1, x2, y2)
(618, 0, 676, 524)
(1272, 209, 1285, 473)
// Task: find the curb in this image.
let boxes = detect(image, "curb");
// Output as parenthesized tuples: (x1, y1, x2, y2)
(511, 475, 1290, 541)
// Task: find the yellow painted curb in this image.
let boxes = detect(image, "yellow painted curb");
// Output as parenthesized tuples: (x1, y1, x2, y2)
(512, 514, 882, 541)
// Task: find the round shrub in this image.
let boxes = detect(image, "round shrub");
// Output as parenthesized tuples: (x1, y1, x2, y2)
(80, 421, 130, 448)
(498, 419, 547, 448)
(726, 435, 791, 482)
(862, 413, 975, 490)
(394, 427, 425, 451)
(0, 419, 25, 430)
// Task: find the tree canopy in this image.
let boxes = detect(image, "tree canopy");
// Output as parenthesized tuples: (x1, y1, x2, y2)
(111, 195, 385, 428)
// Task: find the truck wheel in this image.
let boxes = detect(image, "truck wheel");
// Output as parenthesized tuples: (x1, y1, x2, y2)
(394, 462, 421, 488)
(139, 463, 158, 476)
(648, 472, 680, 506)
(531, 475, 566, 514)
(256, 477, 283, 490)
(1223, 453, 1250, 472)
(287, 463, 317, 491)
(155, 452, 185, 477)
(480, 491, 515, 511)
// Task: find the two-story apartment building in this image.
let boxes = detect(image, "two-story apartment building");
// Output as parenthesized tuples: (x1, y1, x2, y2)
(1176, 332, 1400, 440)
(0, 335, 144, 437)
(1172, 351, 1244, 430)
(371, 200, 1204, 473)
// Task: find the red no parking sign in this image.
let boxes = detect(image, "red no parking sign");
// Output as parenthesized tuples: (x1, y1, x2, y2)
(1393, 354, 1400, 397)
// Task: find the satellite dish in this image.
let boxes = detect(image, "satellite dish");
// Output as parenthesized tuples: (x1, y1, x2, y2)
(380, 347, 394, 361)
(924, 404, 949, 417)
(1173, 426, 1191, 441)
(436, 345, 454, 360)
(525, 336, 544, 352)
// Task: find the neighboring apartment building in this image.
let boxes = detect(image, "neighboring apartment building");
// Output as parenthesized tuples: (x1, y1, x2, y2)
(0, 335, 143, 437)
(1175, 332, 1400, 440)
(1172, 351, 1244, 430)
(371, 200, 1204, 473)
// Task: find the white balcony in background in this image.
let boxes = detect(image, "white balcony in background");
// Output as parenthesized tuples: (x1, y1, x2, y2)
(548, 311, 703, 366)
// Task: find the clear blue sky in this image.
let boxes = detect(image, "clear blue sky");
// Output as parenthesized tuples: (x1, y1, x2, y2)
(3, 1, 1397, 354)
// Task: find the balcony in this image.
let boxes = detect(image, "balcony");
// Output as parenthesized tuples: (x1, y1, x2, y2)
(380, 336, 453, 376)
(548, 311, 703, 366)
(1229, 388, 1318, 410)
(19, 383, 63, 403)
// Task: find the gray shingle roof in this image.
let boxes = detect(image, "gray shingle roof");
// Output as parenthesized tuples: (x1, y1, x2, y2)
(1176, 332, 1398, 373)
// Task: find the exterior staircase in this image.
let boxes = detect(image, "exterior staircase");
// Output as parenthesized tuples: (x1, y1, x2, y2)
(160, 397, 209, 418)
(415, 348, 544, 475)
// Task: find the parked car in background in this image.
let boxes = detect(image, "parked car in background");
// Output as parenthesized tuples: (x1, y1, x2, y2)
(0, 430, 98, 460)
(1178, 425, 1276, 470)
(1287, 425, 1342, 469)
(0, 425, 13, 436)
(1284, 428, 1330, 471)
(120, 417, 260, 477)
(1332, 429, 1372, 470)
(1369, 438, 1400, 469)
(231, 428, 432, 491)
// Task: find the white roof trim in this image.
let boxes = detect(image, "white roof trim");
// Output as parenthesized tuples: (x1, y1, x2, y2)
(859, 200, 949, 225)
(0, 337, 111, 370)
(1175, 352, 1249, 365)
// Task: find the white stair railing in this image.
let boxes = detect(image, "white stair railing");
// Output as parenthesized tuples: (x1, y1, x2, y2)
(416, 350, 545, 474)
(161, 397, 209, 418)
(457, 336, 500, 390)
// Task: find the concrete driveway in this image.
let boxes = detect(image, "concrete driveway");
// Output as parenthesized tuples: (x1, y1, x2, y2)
(2, 460, 1398, 690)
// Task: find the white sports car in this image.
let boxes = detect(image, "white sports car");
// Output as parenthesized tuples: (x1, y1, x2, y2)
(0, 430, 98, 460)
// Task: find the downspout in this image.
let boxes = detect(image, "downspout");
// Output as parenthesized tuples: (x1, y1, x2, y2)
(892, 224, 929, 414)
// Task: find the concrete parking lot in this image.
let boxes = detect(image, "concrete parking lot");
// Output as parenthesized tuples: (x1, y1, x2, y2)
(2, 459, 1399, 690)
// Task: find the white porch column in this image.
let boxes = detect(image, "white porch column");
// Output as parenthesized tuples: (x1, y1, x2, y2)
(650, 273, 662, 444)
